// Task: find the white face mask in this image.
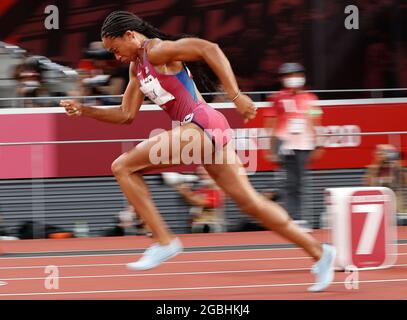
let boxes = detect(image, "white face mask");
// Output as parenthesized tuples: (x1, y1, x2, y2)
(283, 77, 306, 89)
(22, 81, 40, 88)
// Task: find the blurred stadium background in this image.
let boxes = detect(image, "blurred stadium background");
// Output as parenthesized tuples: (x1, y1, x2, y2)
(0, 0, 406, 238)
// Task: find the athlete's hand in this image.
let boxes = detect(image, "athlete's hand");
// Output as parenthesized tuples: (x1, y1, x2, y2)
(60, 99, 83, 117)
(234, 94, 257, 123)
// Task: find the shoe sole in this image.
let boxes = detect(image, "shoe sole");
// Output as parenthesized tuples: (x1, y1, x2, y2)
(127, 247, 183, 271)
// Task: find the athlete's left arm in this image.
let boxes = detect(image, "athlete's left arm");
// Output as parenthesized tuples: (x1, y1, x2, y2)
(147, 38, 257, 121)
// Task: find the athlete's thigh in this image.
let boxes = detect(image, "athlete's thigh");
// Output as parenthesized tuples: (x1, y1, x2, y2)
(203, 143, 258, 202)
(114, 122, 213, 173)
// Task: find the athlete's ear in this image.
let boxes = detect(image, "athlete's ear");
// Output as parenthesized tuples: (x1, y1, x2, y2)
(124, 30, 134, 40)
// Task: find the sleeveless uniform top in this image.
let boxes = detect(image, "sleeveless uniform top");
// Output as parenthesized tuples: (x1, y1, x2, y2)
(135, 40, 231, 148)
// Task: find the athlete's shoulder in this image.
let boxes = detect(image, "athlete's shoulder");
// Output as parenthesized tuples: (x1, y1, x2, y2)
(146, 38, 163, 51)
(146, 38, 174, 65)
(146, 38, 175, 57)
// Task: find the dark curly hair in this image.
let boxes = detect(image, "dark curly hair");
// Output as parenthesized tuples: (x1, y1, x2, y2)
(101, 11, 218, 94)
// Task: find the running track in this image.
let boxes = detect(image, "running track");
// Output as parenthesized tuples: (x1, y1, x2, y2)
(0, 228, 406, 300)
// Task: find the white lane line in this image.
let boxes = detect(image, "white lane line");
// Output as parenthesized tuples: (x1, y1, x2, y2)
(1, 244, 406, 260)
(0, 247, 303, 260)
(0, 245, 300, 255)
(0, 281, 6, 287)
(0, 251, 406, 269)
(1, 278, 407, 297)
(1, 263, 406, 282)
(0, 256, 312, 270)
(1, 242, 405, 260)
(0, 267, 311, 281)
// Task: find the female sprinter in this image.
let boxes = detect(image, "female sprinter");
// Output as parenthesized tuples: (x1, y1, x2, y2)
(60, 11, 335, 292)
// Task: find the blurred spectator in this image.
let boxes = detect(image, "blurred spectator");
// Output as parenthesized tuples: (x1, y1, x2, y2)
(264, 62, 323, 232)
(1, 2, 404, 96)
(104, 205, 151, 237)
(80, 41, 129, 105)
(14, 59, 52, 107)
(12, 54, 78, 107)
(68, 68, 105, 106)
(168, 166, 226, 233)
(364, 144, 406, 213)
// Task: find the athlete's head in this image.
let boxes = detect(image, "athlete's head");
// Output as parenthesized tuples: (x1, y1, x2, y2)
(278, 62, 306, 90)
(101, 11, 175, 63)
(100, 11, 218, 92)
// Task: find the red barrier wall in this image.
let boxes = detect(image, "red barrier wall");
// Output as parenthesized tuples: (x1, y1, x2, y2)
(0, 99, 406, 179)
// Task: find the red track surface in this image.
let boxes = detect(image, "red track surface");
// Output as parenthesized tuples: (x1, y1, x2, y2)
(0, 228, 406, 300)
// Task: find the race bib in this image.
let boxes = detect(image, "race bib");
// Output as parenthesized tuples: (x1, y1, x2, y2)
(139, 75, 175, 105)
(287, 118, 306, 134)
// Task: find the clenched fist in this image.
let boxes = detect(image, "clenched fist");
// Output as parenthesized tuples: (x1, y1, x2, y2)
(234, 93, 257, 123)
(60, 99, 83, 117)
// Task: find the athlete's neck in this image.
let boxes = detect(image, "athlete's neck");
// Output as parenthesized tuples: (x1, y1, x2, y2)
(136, 37, 148, 63)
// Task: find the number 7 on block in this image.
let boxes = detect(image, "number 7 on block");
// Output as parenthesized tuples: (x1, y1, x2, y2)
(352, 204, 384, 255)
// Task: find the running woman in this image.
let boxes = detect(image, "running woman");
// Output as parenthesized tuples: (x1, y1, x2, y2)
(60, 11, 336, 292)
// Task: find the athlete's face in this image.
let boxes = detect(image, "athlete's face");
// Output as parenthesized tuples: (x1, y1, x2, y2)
(102, 31, 144, 63)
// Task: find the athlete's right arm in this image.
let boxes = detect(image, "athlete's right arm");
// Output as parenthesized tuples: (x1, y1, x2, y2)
(60, 63, 144, 124)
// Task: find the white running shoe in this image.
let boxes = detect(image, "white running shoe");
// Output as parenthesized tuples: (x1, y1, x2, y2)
(142, 242, 160, 256)
(127, 238, 183, 271)
(308, 244, 336, 292)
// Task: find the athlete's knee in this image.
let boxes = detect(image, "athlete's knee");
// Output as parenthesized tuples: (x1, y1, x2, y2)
(111, 159, 125, 177)
(111, 156, 132, 177)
